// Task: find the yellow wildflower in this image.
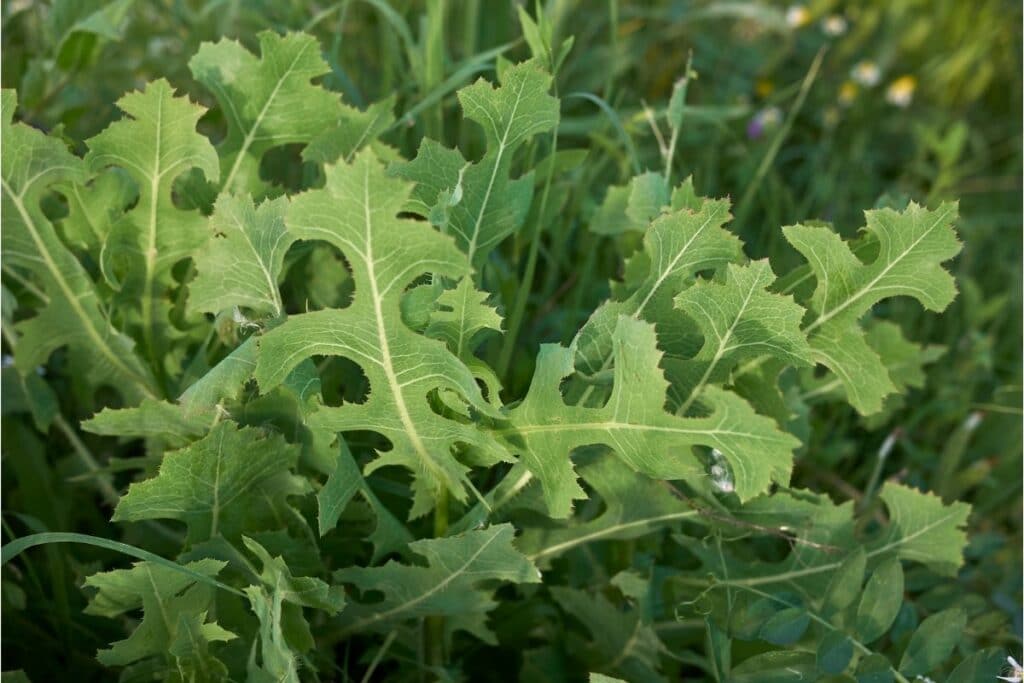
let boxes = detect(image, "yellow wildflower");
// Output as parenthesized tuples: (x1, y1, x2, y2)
(785, 5, 810, 28)
(838, 80, 859, 106)
(755, 78, 775, 98)
(886, 75, 917, 107)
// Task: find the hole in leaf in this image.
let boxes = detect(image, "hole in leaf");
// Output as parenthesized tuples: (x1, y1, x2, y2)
(315, 355, 370, 407)
(196, 104, 227, 147)
(559, 373, 612, 409)
(346, 431, 395, 458)
(260, 143, 318, 194)
(171, 167, 217, 214)
(282, 240, 354, 313)
(355, 589, 385, 605)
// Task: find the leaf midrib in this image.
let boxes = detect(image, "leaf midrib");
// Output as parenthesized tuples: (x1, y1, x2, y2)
(805, 206, 954, 333)
(360, 163, 447, 491)
(529, 509, 699, 560)
(342, 528, 502, 632)
(464, 75, 528, 267)
(1, 178, 157, 398)
(221, 39, 314, 193)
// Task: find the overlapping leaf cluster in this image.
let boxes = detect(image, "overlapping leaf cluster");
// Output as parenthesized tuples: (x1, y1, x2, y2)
(1, 25, 988, 683)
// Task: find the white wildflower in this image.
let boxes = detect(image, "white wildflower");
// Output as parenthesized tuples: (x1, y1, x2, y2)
(851, 61, 881, 87)
(822, 15, 848, 36)
(785, 5, 810, 28)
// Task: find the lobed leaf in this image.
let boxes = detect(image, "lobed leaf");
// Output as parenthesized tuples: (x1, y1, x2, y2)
(784, 202, 961, 414)
(1, 90, 158, 400)
(501, 315, 797, 517)
(255, 149, 509, 518)
(334, 524, 539, 643)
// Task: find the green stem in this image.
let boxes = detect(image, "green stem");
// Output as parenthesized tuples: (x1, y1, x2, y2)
(1, 323, 120, 505)
(361, 630, 398, 683)
(860, 430, 899, 513)
(664, 51, 694, 187)
(496, 87, 561, 380)
(734, 47, 826, 228)
(426, 488, 449, 668)
(605, 0, 619, 98)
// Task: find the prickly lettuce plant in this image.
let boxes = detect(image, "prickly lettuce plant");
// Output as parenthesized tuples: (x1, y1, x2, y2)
(2, 24, 995, 683)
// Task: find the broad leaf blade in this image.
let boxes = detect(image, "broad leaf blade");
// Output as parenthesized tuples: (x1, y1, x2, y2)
(256, 149, 509, 518)
(503, 316, 797, 517)
(784, 202, 961, 414)
(113, 422, 308, 542)
(190, 31, 341, 195)
(1, 89, 158, 400)
(334, 524, 539, 642)
(190, 194, 294, 318)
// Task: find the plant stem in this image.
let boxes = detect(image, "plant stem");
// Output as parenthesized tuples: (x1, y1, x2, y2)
(734, 47, 825, 228)
(497, 85, 560, 380)
(361, 630, 397, 683)
(426, 488, 449, 668)
(860, 429, 900, 513)
(605, 0, 618, 98)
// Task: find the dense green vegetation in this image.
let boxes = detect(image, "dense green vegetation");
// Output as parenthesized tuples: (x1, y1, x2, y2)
(2, 1, 1020, 681)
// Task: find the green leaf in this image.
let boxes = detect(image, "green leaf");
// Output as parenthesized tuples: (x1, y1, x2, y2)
(86, 78, 219, 361)
(189, 31, 341, 195)
(946, 647, 1010, 683)
(334, 524, 539, 642)
(304, 94, 397, 165)
(517, 451, 700, 565)
(590, 172, 669, 236)
(82, 398, 209, 447)
(315, 433, 413, 560)
(799, 320, 945, 412)
(255, 149, 508, 518)
(552, 587, 664, 682)
(784, 202, 961, 414)
(816, 631, 854, 674)
(898, 607, 966, 676)
(672, 259, 812, 413)
(178, 337, 259, 414)
(50, 0, 134, 70)
(84, 559, 234, 670)
(821, 547, 866, 618)
(113, 422, 308, 542)
(424, 276, 503, 360)
(854, 653, 894, 683)
(854, 557, 904, 643)
(190, 195, 295, 318)
(589, 675, 627, 683)
(391, 59, 559, 269)
(759, 606, 810, 645)
(1, 90, 158, 400)
(502, 316, 797, 517)
(242, 537, 344, 683)
(56, 168, 134, 258)
(574, 196, 740, 378)
(877, 482, 971, 576)
(728, 651, 818, 682)
(1, 367, 59, 432)
(168, 611, 233, 682)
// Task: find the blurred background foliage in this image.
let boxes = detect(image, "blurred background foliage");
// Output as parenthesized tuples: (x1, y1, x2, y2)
(3, 0, 1021, 678)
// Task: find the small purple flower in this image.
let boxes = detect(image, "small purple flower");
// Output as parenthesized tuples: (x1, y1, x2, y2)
(747, 106, 782, 140)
